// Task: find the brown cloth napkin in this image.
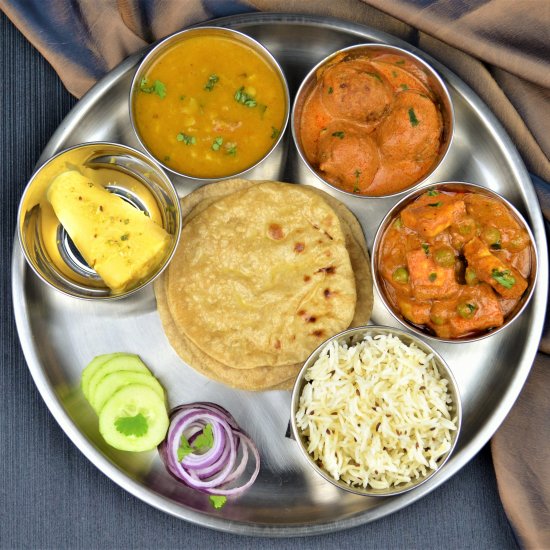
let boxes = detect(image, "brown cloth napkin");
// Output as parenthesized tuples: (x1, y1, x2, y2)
(1, 0, 549, 547)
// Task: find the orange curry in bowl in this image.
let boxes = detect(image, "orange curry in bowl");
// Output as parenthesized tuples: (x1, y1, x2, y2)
(377, 187, 534, 339)
(298, 51, 447, 196)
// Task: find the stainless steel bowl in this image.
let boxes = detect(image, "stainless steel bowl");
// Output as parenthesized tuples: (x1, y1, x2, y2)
(371, 181, 538, 342)
(291, 43, 454, 199)
(290, 325, 462, 497)
(129, 26, 290, 183)
(17, 142, 182, 300)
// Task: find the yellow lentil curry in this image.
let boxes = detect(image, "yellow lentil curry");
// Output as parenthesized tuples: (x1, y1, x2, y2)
(133, 33, 287, 178)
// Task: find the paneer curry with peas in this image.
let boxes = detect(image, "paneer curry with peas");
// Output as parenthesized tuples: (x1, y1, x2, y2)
(378, 188, 533, 339)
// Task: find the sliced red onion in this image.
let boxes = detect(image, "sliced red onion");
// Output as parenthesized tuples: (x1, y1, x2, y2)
(158, 402, 260, 497)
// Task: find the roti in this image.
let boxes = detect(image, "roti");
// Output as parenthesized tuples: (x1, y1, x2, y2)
(155, 179, 373, 390)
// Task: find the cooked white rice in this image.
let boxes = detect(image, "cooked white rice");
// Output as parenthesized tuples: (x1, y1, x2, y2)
(295, 333, 457, 490)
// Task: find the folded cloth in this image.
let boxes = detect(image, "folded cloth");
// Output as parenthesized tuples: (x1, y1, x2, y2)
(1, 0, 548, 547)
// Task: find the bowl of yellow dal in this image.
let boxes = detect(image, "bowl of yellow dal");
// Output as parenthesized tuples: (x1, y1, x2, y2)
(130, 27, 290, 182)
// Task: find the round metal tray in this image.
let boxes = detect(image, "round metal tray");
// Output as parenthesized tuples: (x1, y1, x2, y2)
(12, 13, 549, 537)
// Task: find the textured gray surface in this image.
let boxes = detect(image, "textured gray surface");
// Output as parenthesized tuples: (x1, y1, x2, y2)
(0, 10, 519, 549)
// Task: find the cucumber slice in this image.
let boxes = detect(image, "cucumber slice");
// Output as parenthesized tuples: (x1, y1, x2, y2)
(99, 384, 169, 452)
(87, 354, 150, 404)
(91, 371, 165, 413)
(81, 353, 125, 401)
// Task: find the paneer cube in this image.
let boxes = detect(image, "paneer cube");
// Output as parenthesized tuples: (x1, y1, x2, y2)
(463, 238, 527, 299)
(406, 248, 459, 300)
(448, 284, 504, 336)
(401, 195, 466, 238)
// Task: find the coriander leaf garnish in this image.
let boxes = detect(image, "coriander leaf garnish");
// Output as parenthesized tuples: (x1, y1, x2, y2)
(211, 137, 224, 151)
(422, 243, 430, 256)
(193, 424, 214, 451)
(426, 189, 439, 197)
(332, 131, 345, 139)
(490, 243, 502, 250)
(327, 86, 333, 94)
(428, 201, 442, 207)
(428, 272, 437, 282)
(395, 60, 405, 65)
(234, 86, 257, 107)
(366, 71, 382, 82)
(120, 233, 129, 241)
(177, 434, 193, 462)
(139, 78, 166, 99)
(270, 126, 280, 139)
(491, 268, 516, 289)
(177, 132, 196, 145)
(115, 413, 148, 437)
(408, 107, 419, 127)
(204, 74, 219, 91)
(209, 495, 227, 509)
(226, 143, 237, 156)
(400, 83, 409, 90)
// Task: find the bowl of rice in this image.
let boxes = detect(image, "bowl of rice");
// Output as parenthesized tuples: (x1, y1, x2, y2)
(290, 325, 462, 496)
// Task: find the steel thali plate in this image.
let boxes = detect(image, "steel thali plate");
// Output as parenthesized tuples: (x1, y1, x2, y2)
(11, 13, 549, 536)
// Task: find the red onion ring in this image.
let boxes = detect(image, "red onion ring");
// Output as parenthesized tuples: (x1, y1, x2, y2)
(158, 402, 260, 496)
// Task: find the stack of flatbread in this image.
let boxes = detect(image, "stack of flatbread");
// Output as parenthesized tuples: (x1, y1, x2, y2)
(155, 179, 373, 391)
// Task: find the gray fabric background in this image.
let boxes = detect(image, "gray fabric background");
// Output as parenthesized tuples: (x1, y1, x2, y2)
(0, 11, 520, 550)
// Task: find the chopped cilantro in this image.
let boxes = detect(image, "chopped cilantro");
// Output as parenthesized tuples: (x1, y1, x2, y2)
(428, 273, 437, 282)
(120, 233, 129, 241)
(408, 107, 420, 127)
(177, 425, 214, 461)
(428, 202, 442, 207)
(270, 126, 280, 139)
(490, 243, 502, 250)
(491, 269, 516, 289)
(395, 60, 405, 65)
(400, 83, 409, 90)
(209, 495, 227, 509)
(353, 186, 360, 193)
(211, 137, 224, 151)
(234, 86, 257, 107)
(177, 434, 193, 462)
(139, 78, 166, 99)
(426, 189, 439, 196)
(204, 74, 219, 91)
(332, 131, 345, 139)
(193, 424, 214, 451)
(177, 132, 196, 145)
(366, 71, 382, 82)
(114, 413, 148, 437)
(392, 70, 398, 78)
(422, 243, 430, 256)
(124, 218, 130, 224)
(226, 143, 237, 156)
(327, 86, 333, 94)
